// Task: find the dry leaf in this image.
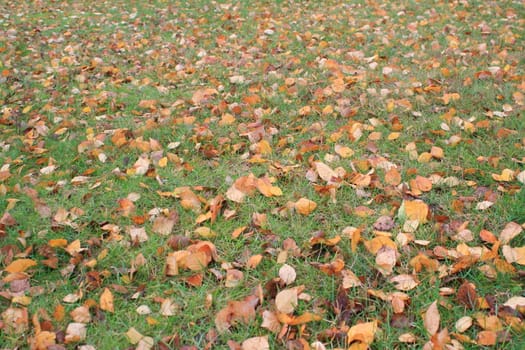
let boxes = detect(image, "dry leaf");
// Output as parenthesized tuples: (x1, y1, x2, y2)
(390, 274, 419, 291)
(398, 200, 429, 223)
(455, 316, 473, 333)
(242, 336, 269, 350)
(160, 298, 177, 316)
(342, 269, 363, 289)
(33, 331, 56, 350)
(225, 269, 244, 288)
(100, 288, 114, 313)
(5, 259, 37, 273)
(476, 330, 497, 346)
(279, 264, 297, 285)
(126, 327, 144, 344)
(499, 222, 522, 244)
(275, 289, 298, 314)
(502, 245, 525, 265)
(347, 320, 378, 346)
(503, 296, 525, 310)
(294, 197, 317, 215)
(65, 322, 87, 343)
(261, 310, 281, 333)
(1, 307, 28, 335)
(315, 161, 339, 183)
(70, 306, 91, 323)
(215, 295, 259, 333)
(423, 301, 440, 335)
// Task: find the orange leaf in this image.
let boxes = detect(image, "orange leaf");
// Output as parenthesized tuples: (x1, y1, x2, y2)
(294, 197, 317, 215)
(4, 259, 37, 273)
(347, 320, 378, 346)
(384, 167, 401, 186)
(100, 288, 114, 313)
(276, 311, 322, 325)
(48, 239, 68, 248)
(398, 200, 429, 223)
(476, 330, 497, 346)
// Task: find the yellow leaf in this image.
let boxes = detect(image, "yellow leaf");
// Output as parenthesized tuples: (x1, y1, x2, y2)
(4, 259, 37, 273)
(492, 168, 514, 182)
(194, 227, 217, 239)
(100, 288, 114, 313)
(398, 200, 429, 223)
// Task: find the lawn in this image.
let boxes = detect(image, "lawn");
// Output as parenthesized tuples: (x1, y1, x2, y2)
(0, 0, 524, 349)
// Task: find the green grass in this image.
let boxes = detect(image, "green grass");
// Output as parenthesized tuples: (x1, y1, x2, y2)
(1, 0, 524, 349)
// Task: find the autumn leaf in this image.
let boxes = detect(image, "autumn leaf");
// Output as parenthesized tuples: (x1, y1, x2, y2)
(423, 301, 440, 335)
(275, 288, 298, 314)
(241, 336, 269, 350)
(347, 320, 378, 346)
(398, 200, 429, 224)
(4, 259, 37, 273)
(294, 197, 317, 215)
(100, 288, 114, 313)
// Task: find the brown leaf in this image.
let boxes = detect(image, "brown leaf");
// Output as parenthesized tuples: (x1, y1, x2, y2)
(215, 295, 259, 333)
(423, 301, 440, 335)
(457, 281, 477, 309)
(100, 288, 114, 313)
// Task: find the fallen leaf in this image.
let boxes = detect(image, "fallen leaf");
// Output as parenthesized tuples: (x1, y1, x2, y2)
(261, 310, 281, 333)
(279, 264, 297, 285)
(455, 316, 473, 333)
(499, 222, 522, 244)
(457, 281, 477, 309)
(100, 288, 114, 313)
(476, 330, 497, 346)
(347, 320, 378, 346)
(126, 327, 144, 344)
(423, 301, 440, 335)
(275, 288, 298, 314)
(390, 274, 419, 291)
(1, 307, 28, 335)
(398, 200, 429, 223)
(33, 331, 56, 350)
(215, 295, 259, 333)
(294, 197, 317, 215)
(65, 322, 87, 343)
(4, 259, 37, 273)
(241, 336, 269, 350)
(160, 298, 177, 316)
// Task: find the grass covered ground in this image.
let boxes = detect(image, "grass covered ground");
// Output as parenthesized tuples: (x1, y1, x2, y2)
(0, 0, 524, 349)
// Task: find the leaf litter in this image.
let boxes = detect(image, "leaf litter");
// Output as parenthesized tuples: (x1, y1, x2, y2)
(0, 0, 524, 349)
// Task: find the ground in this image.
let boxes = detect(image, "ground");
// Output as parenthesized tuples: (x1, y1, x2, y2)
(0, 0, 524, 349)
